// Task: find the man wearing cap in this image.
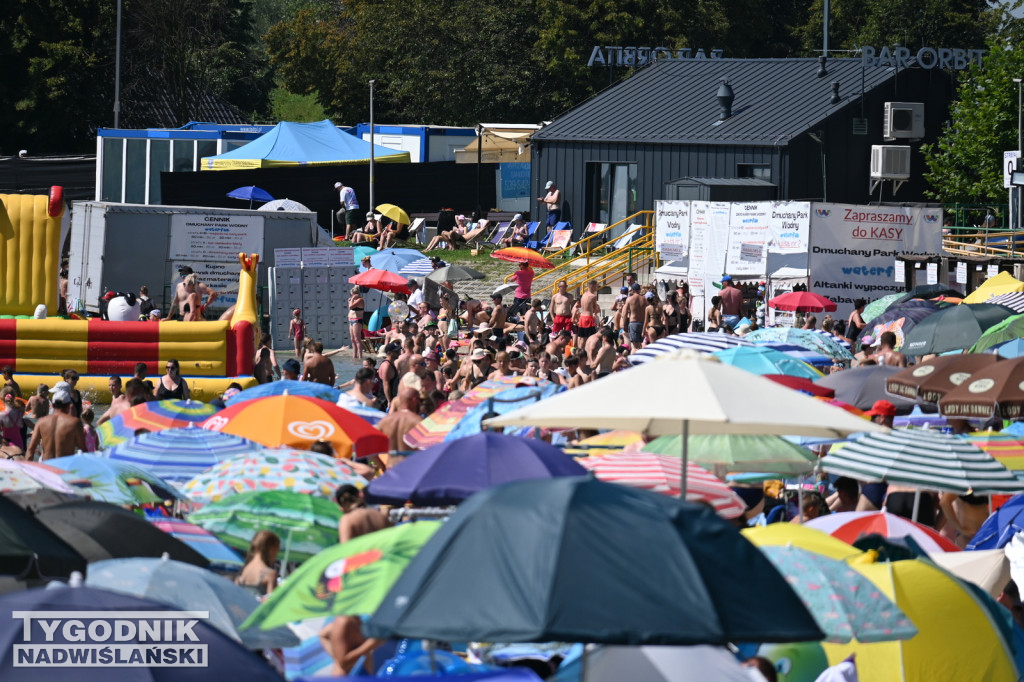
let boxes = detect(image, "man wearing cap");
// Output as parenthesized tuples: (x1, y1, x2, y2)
(537, 180, 561, 228)
(864, 399, 896, 427)
(281, 358, 301, 381)
(26, 384, 86, 461)
(334, 181, 361, 240)
(719, 275, 743, 329)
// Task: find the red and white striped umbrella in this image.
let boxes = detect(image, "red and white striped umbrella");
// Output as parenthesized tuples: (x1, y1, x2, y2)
(805, 510, 960, 553)
(578, 452, 746, 518)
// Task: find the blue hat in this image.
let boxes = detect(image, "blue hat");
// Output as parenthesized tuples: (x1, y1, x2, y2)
(721, 275, 733, 282)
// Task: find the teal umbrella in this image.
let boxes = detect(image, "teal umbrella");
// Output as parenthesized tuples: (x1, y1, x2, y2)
(746, 328, 854, 361)
(712, 346, 821, 379)
(47, 454, 184, 505)
(862, 293, 903, 323)
(644, 434, 817, 475)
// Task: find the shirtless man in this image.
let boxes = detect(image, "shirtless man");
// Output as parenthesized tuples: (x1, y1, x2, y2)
(550, 281, 574, 336)
(593, 329, 617, 378)
(302, 341, 336, 385)
(524, 299, 545, 345)
(346, 368, 378, 407)
(546, 330, 572, 359)
(376, 386, 424, 450)
(625, 283, 646, 349)
(489, 294, 508, 334)
(576, 280, 601, 347)
(487, 352, 516, 380)
(939, 492, 990, 548)
(167, 266, 217, 320)
(874, 331, 908, 367)
(26, 390, 85, 461)
(563, 355, 586, 388)
(97, 376, 130, 425)
(25, 384, 50, 424)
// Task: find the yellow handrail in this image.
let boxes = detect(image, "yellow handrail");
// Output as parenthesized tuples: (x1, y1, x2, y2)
(532, 234, 658, 299)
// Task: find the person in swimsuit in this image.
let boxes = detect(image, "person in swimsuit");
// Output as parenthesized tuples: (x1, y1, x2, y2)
(155, 359, 190, 400)
(236, 529, 280, 597)
(576, 280, 601, 347)
(289, 308, 306, 356)
(550, 280, 574, 335)
(348, 286, 365, 359)
(253, 333, 280, 384)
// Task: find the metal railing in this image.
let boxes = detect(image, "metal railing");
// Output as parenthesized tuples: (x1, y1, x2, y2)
(942, 226, 1024, 258)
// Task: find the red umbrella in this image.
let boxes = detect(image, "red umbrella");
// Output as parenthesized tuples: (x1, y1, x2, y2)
(763, 374, 835, 398)
(491, 247, 554, 269)
(769, 291, 837, 312)
(349, 268, 412, 294)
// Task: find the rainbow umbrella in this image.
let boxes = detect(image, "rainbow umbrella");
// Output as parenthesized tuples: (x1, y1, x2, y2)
(964, 432, 1024, 477)
(147, 516, 244, 571)
(0, 460, 75, 495)
(47, 454, 183, 505)
(97, 399, 218, 447)
(181, 449, 367, 503)
(102, 426, 263, 482)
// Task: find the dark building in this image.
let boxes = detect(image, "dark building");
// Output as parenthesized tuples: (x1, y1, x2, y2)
(530, 57, 955, 238)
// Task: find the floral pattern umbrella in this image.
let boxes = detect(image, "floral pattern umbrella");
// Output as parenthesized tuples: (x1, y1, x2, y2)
(98, 399, 218, 447)
(746, 327, 854, 361)
(181, 449, 366, 503)
(0, 460, 75, 495)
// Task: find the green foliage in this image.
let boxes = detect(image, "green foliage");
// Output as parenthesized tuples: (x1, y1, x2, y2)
(922, 11, 1024, 203)
(269, 87, 327, 121)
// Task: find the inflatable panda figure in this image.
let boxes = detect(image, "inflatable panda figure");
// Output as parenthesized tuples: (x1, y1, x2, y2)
(106, 293, 141, 321)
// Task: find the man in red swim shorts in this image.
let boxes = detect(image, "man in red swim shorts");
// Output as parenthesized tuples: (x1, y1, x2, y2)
(550, 279, 574, 334)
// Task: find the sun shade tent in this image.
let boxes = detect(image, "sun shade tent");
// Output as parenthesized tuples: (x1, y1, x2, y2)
(200, 119, 411, 170)
(454, 125, 540, 164)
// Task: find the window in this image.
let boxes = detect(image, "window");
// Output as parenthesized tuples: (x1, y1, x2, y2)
(587, 162, 637, 229)
(101, 138, 124, 202)
(124, 139, 147, 204)
(196, 141, 218, 170)
(172, 141, 194, 172)
(737, 164, 771, 181)
(149, 140, 170, 205)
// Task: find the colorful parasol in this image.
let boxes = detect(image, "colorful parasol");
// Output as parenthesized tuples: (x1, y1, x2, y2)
(147, 516, 245, 571)
(767, 291, 837, 312)
(97, 399, 218, 447)
(181, 449, 367, 503)
(0, 460, 76, 495)
(491, 247, 554, 269)
(200, 394, 388, 458)
(963, 432, 1024, 477)
(348, 268, 412, 294)
(102, 426, 263, 482)
(806, 511, 961, 553)
(47, 454, 183, 505)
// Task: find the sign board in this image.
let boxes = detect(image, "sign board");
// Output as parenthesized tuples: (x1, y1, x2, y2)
(807, 203, 943, 320)
(499, 163, 530, 199)
(956, 261, 967, 284)
(926, 262, 938, 285)
(169, 214, 264, 262)
(329, 247, 354, 266)
(988, 264, 1000, 279)
(860, 45, 984, 70)
(767, 202, 811, 253)
(274, 248, 302, 267)
(655, 200, 690, 257)
(894, 260, 905, 283)
(1006, 151, 1021, 189)
(170, 260, 241, 310)
(725, 203, 769, 276)
(661, 242, 686, 261)
(301, 248, 331, 267)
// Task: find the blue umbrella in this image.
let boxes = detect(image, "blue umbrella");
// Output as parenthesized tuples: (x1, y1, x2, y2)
(966, 494, 1024, 550)
(46, 454, 185, 504)
(335, 394, 386, 425)
(102, 427, 263, 482)
(87, 556, 299, 649)
(366, 432, 587, 506)
(993, 338, 1024, 359)
(759, 343, 832, 367)
(443, 384, 563, 442)
(712, 346, 822, 379)
(227, 185, 274, 208)
(399, 257, 445, 276)
(226, 379, 342, 406)
(0, 582, 286, 680)
(370, 248, 424, 273)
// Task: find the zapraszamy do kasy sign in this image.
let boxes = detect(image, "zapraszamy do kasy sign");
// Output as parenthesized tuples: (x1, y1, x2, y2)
(807, 204, 943, 319)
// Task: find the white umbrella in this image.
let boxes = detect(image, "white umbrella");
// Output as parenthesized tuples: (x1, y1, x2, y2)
(258, 198, 313, 213)
(629, 332, 752, 366)
(486, 352, 885, 492)
(578, 644, 753, 682)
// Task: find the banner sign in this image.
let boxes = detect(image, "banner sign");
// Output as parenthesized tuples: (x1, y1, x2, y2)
(767, 202, 811, 253)
(725, 203, 769, 276)
(655, 200, 690, 258)
(169, 214, 264, 262)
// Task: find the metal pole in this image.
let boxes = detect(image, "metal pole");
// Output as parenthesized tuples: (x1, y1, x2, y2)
(369, 80, 376, 213)
(1016, 78, 1022, 232)
(476, 124, 483, 217)
(823, 0, 829, 59)
(114, 0, 122, 127)
(679, 420, 689, 500)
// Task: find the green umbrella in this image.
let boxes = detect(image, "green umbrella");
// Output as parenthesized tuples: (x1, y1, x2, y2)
(644, 434, 818, 475)
(901, 303, 1017, 356)
(240, 521, 440, 632)
(188, 490, 341, 562)
(861, 293, 903, 324)
(970, 313, 1024, 353)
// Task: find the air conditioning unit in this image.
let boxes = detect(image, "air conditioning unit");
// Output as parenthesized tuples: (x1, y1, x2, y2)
(883, 102, 924, 140)
(871, 145, 911, 180)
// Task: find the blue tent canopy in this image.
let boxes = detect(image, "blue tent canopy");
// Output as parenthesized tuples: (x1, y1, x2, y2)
(201, 119, 411, 170)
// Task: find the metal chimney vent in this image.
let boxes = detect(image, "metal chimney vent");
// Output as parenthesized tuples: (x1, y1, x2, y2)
(717, 80, 734, 120)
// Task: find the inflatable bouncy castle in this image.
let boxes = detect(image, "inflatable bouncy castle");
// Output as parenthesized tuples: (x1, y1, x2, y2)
(0, 189, 258, 401)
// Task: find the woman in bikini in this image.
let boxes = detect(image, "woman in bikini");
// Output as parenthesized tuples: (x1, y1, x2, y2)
(348, 286, 365, 359)
(253, 333, 280, 384)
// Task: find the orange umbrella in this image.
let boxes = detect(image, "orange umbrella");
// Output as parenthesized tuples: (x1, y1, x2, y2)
(491, 247, 554, 269)
(349, 268, 412, 294)
(200, 395, 388, 459)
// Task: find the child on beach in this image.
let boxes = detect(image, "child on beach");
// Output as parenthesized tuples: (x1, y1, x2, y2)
(289, 309, 306, 355)
(81, 407, 99, 452)
(26, 384, 50, 421)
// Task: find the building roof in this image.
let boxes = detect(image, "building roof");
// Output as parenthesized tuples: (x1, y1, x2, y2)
(675, 177, 777, 187)
(533, 58, 898, 146)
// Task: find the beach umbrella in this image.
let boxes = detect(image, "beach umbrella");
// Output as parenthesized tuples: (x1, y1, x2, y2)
(895, 284, 962, 304)
(2, 489, 77, 513)
(399, 257, 444, 277)
(101, 427, 262, 482)
(557, 645, 755, 682)
(763, 374, 835, 397)
(969, 313, 1024, 353)
(335, 394, 386, 425)
(181, 449, 366, 503)
(819, 557, 1020, 681)
(628, 332, 752, 365)
(991, 338, 1024, 358)
(34, 500, 209, 566)
(759, 545, 917, 643)
(805, 511, 960, 553)
(46, 454, 184, 505)
(0, 460, 75, 495)
(861, 293, 904, 323)
(375, 203, 411, 226)
(426, 263, 486, 283)
(369, 248, 423, 272)
(366, 476, 823, 644)
(405, 376, 547, 449)
(487, 353, 884, 494)
(366, 432, 585, 506)
(900, 303, 1017, 355)
(226, 379, 342, 406)
(442, 383, 563, 443)
(86, 556, 299, 649)
(97, 399, 218, 447)
(857, 300, 945, 348)
(820, 428, 1024, 497)
(259, 197, 312, 213)
(966, 494, 1024, 550)
(562, 430, 645, 456)
(226, 184, 274, 208)
(578, 452, 746, 517)
(768, 291, 836, 312)
(746, 327, 854, 361)
(712, 346, 822, 379)
(187, 490, 341, 562)
(885, 353, 1001, 403)
(814, 365, 920, 412)
(353, 245, 378, 263)
(348, 268, 412, 294)
(964, 270, 1024, 303)
(939, 356, 1024, 420)
(0, 495, 86, 579)
(241, 522, 440, 632)
(815, 396, 867, 418)
(147, 516, 244, 571)
(0, 583, 285, 681)
(491, 247, 554, 269)
(749, 342, 832, 367)
(984, 291, 1024, 313)
(742, 523, 863, 560)
(643, 434, 817, 476)
(964, 432, 1024, 478)
(200, 394, 388, 458)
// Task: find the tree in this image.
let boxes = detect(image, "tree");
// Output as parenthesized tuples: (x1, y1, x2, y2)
(921, 10, 1024, 204)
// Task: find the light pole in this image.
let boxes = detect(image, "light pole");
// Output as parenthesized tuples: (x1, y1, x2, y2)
(1015, 78, 1022, 231)
(368, 80, 376, 214)
(114, 0, 122, 127)
(475, 123, 483, 218)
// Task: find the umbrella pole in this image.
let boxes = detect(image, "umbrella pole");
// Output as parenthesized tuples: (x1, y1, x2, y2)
(911, 489, 921, 523)
(281, 529, 293, 577)
(680, 420, 689, 500)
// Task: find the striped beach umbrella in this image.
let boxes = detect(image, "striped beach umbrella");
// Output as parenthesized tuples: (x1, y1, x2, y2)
(984, 291, 1024, 313)
(399, 257, 445, 277)
(759, 342, 832, 367)
(963, 432, 1024, 478)
(98, 400, 218, 447)
(147, 516, 244, 571)
(806, 511, 960, 553)
(746, 327, 853, 360)
(103, 427, 263, 482)
(820, 428, 1024, 495)
(628, 332, 752, 365)
(578, 452, 746, 518)
(225, 380, 342, 406)
(0, 460, 76, 495)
